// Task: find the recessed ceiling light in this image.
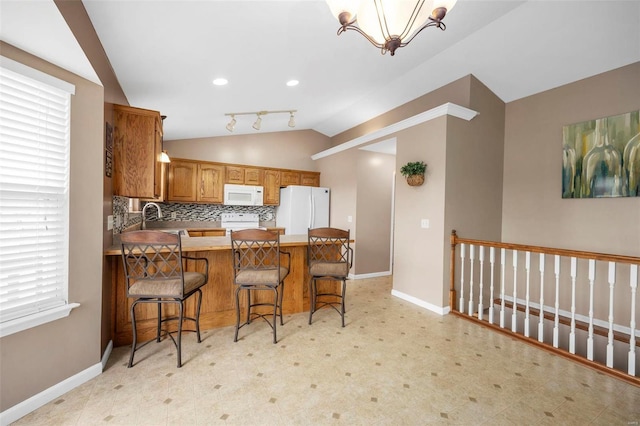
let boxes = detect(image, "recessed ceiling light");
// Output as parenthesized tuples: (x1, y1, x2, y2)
(213, 78, 228, 86)
(286, 80, 299, 87)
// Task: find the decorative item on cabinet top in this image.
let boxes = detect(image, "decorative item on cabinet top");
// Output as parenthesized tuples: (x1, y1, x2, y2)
(400, 161, 427, 186)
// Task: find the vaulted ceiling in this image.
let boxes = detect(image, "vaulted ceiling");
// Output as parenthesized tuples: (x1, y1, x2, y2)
(2, 1, 639, 141)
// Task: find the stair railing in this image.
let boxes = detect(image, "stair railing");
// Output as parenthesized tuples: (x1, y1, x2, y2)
(449, 230, 639, 386)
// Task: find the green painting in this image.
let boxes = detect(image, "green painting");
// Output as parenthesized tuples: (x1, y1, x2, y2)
(562, 110, 640, 198)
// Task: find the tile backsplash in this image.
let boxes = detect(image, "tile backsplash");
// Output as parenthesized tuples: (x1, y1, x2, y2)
(112, 196, 276, 234)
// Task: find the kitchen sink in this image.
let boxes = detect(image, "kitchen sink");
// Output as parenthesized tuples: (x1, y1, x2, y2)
(151, 229, 189, 237)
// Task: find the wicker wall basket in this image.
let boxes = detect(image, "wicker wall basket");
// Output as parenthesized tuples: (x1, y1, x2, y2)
(406, 174, 424, 186)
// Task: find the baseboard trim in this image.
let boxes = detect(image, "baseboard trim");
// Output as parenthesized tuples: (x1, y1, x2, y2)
(391, 289, 450, 315)
(101, 340, 113, 370)
(0, 362, 102, 426)
(352, 271, 392, 280)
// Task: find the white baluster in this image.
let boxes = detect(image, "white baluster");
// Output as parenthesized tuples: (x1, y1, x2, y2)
(587, 259, 595, 361)
(489, 247, 496, 324)
(606, 262, 616, 368)
(538, 253, 545, 343)
(468, 245, 475, 316)
(569, 257, 577, 354)
(500, 248, 506, 328)
(512, 250, 518, 333)
(524, 251, 531, 337)
(478, 246, 485, 321)
(553, 255, 560, 348)
(629, 265, 637, 376)
(459, 244, 465, 313)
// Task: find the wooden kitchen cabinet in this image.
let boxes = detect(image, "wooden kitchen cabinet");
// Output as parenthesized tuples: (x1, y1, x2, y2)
(198, 163, 224, 203)
(225, 165, 263, 185)
(263, 169, 281, 205)
(300, 172, 320, 187)
(168, 160, 223, 203)
(113, 104, 164, 199)
(244, 168, 263, 185)
(225, 165, 244, 184)
(188, 229, 226, 237)
(280, 171, 300, 186)
(168, 160, 198, 201)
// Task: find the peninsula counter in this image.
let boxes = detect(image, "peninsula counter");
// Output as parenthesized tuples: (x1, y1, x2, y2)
(105, 235, 334, 346)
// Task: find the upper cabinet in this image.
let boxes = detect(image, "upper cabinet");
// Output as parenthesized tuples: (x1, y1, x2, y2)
(168, 160, 224, 203)
(113, 104, 164, 200)
(226, 165, 263, 185)
(167, 158, 319, 205)
(263, 169, 281, 205)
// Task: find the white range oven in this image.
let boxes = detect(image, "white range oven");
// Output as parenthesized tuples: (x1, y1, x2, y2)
(220, 212, 264, 236)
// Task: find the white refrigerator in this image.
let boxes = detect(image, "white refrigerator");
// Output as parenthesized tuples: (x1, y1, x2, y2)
(276, 186, 330, 234)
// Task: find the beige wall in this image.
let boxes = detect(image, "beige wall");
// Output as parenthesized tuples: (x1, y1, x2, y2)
(393, 118, 448, 305)
(0, 43, 104, 411)
(164, 129, 332, 172)
(355, 151, 395, 275)
(316, 149, 358, 233)
(503, 62, 640, 257)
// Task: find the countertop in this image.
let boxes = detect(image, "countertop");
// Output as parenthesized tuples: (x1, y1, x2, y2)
(105, 234, 309, 256)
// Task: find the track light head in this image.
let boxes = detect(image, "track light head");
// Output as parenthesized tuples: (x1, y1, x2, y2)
(288, 111, 295, 128)
(252, 114, 262, 131)
(226, 115, 236, 132)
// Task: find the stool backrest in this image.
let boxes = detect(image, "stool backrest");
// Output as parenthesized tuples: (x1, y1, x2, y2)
(120, 230, 185, 295)
(308, 227, 353, 271)
(230, 229, 281, 276)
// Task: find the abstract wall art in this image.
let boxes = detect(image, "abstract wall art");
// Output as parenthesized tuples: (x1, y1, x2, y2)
(562, 110, 639, 198)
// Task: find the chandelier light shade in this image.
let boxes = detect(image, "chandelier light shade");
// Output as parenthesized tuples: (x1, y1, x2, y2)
(224, 110, 297, 132)
(326, 0, 457, 56)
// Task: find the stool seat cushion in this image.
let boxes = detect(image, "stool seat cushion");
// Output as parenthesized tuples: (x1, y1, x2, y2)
(128, 271, 206, 297)
(310, 261, 349, 278)
(235, 267, 289, 286)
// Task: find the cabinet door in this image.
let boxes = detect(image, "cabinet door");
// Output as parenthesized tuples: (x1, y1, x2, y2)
(168, 160, 198, 202)
(198, 164, 224, 203)
(113, 105, 162, 199)
(244, 168, 263, 185)
(280, 171, 300, 186)
(263, 170, 281, 205)
(225, 166, 244, 184)
(300, 172, 320, 187)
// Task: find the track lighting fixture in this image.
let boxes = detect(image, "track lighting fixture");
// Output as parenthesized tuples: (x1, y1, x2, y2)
(224, 110, 297, 132)
(160, 150, 171, 163)
(226, 115, 236, 132)
(252, 113, 263, 131)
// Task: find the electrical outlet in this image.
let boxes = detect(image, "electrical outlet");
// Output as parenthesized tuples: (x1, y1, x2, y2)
(347, 216, 353, 223)
(107, 215, 113, 230)
(171, 212, 177, 219)
(421, 219, 430, 229)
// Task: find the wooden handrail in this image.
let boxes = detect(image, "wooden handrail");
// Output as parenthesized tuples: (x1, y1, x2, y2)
(450, 229, 640, 264)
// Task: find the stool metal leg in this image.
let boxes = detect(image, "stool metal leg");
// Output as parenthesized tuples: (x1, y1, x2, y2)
(234, 286, 242, 342)
(177, 301, 184, 368)
(128, 300, 138, 368)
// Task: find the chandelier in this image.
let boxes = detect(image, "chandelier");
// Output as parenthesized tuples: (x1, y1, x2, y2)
(225, 110, 296, 132)
(326, 0, 457, 56)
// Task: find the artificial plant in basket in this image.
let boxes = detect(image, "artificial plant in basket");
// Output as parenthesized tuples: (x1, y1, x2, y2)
(400, 161, 427, 186)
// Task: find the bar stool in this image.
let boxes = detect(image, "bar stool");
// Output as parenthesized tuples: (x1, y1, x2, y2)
(120, 230, 209, 367)
(230, 229, 290, 343)
(307, 227, 353, 327)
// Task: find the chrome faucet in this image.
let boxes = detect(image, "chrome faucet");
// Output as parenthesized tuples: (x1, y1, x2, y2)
(141, 202, 163, 230)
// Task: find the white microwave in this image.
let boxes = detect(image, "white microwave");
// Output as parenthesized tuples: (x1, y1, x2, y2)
(223, 184, 264, 206)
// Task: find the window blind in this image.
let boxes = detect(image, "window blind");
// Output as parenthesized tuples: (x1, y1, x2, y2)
(0, 61, 72, 324)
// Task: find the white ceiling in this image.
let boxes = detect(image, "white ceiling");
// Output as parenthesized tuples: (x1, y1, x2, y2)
(1, 1, 639, 142)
